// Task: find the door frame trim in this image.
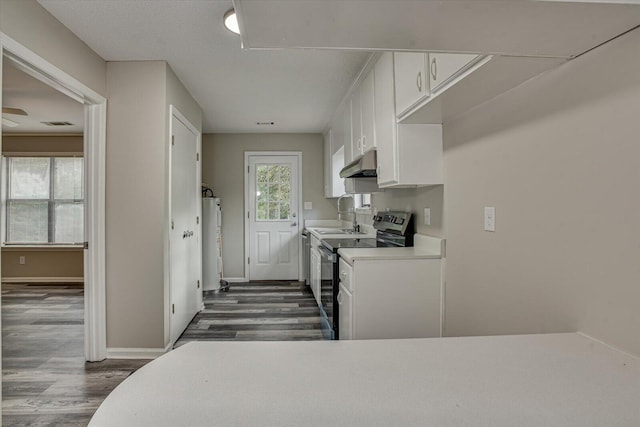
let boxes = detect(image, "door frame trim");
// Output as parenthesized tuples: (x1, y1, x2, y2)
(0, 32, 108, 361)
(244, 151, 302, 281)
(166, 105, 202, 346)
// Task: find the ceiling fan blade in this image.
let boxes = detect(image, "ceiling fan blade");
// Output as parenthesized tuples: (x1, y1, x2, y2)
(2, 107, 28, 116)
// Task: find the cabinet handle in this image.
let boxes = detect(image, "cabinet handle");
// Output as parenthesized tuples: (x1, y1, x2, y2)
(431, 57, 437, 81)
(361, 135, 367, 149)
(337, 290, 344, 305)
(416, 71, 422, 92)
(341, 271, 347, 277)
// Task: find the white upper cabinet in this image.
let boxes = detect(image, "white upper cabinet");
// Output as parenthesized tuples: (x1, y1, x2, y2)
(359, 70, 376, 156)
(393, 52, 429, 117)
(323, 129, 332, 197)
(349, 90, 361, 162)
(347, 68, 376, 163)
(373, 52, 398, 186)
(376, 52, 443, 188)
(428, 53, 480, 93)
(324, 114, 346, 198)
(343, 100, 352, 164)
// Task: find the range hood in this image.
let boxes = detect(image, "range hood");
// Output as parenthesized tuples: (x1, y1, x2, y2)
(339, 149, 377, 178)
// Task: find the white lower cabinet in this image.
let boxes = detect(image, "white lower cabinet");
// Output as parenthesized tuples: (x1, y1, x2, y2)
(337, 282, 353, 340)
(310, 247, 321, 305)
(338, 256, 441, 340)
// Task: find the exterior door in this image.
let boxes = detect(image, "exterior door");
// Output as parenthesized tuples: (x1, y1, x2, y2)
(170, 111, 200, 343)
(247, 154, 300, 280)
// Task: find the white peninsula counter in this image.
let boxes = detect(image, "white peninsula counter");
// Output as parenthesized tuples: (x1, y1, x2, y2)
(90, 333, 640, 427)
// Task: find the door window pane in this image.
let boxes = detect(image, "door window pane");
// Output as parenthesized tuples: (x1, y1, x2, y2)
(9, 157, 50, 199)
(8, 201, 49, 243)
(255, 164, 291, 221)
(54, 202, 84, 243)
(54, 158, 84, 199)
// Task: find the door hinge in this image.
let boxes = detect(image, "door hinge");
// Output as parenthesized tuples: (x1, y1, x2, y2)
(196, 153, 199, 161)
(247, 165, 250, 173)
(171, 135, 175, 146)
(197, 280, 200, 289)
(83, 241, 89, 249)
(248, 257, 250, 265)
(172, 303, 175, 314)
(171, 220, 174, 230)
(247, 211, 250, 219)
(196, 216, 200, 224)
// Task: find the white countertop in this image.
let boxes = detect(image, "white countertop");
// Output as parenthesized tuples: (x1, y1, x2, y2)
(338, 246, 442, 262)
(90, 333, 640, 426)
(339, 233, 444, 263)
(305, 223, 376, 240)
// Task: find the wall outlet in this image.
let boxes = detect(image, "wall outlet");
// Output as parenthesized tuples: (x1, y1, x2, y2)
(19, 256, 26, 265)
(484, 207, 496, 232)
(424, 208, 431, 225)
(304, 201, 313, 210)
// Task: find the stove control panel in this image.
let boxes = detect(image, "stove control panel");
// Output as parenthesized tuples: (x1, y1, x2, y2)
(373, 211, 413, 235)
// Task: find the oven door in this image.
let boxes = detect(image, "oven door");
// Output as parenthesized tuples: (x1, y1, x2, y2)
(317, 244, 337, 340)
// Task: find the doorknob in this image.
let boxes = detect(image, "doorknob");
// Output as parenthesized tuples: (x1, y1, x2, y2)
(291, 222, 297, 227)
(292, 213, 297, 218)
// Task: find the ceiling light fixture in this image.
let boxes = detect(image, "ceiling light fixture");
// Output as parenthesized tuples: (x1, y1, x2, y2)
(224, 9, 240, 35)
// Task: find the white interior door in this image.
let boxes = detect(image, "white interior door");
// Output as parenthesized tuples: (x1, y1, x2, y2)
(170, 111, 200, 342)
(247, 154, 300, 280)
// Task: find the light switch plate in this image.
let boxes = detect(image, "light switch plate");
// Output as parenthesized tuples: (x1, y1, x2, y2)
(424, 208, 431, 225)
(484, 207, 496, 232)
(304, 202, 313, 210)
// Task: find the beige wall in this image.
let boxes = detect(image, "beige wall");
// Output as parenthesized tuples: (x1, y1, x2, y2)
(2, 249, 83, 278)
(0, 0, 106, 95)
(106, 61, 202, 349)
(2, 134, 83, 153)
(367, 186, 444, 237)
(106, 61, 166, 349)
(442, 28, 640, 356)
(1, 135, 84, 280)
(202, 133, 337, 278)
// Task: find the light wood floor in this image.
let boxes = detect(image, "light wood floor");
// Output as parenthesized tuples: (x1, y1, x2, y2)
(175, 280, 325, 347)
(1, 284, 149, 426)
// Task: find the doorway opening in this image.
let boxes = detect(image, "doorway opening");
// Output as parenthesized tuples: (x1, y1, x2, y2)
(1, 33, 107, 362)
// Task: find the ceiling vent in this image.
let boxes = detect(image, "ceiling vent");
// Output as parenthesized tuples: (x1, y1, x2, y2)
(256, 121, 275, 126)
(41, 121, 74, 126)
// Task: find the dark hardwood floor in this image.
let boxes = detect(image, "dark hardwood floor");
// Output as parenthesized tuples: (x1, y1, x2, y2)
(2, 281, 323, 424)
(174, 280, 325, 347)
(1, 284, 148, 426)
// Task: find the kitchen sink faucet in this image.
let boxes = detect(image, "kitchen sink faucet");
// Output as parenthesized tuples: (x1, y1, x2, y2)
(337, 194, 359, 233)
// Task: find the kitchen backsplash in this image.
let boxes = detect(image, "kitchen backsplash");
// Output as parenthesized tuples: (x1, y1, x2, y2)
(370, 186, 444, 237)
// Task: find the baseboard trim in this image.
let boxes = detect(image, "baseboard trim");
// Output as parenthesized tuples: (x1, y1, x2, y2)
(2, 276, 84, 284)
(107, 343, 172, 359)
(224, 277, 247, 283)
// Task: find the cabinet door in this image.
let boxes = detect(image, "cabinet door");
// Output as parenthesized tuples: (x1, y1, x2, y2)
(428, 53, 479, 93)
(359, 69, 376, 154)
(393, 52, 428, 116)
(323, 129, 332, 197)
(343, 99, 353, 164)
(338, 283, 353, 340)
(350, 92, 362, 158)
(374, 52, 398, 186)
(309, 248, 320, 303)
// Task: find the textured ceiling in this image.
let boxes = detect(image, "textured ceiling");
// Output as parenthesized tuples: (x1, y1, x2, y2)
(2, 61, 84, 134)
(37, 0, 369, 134)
